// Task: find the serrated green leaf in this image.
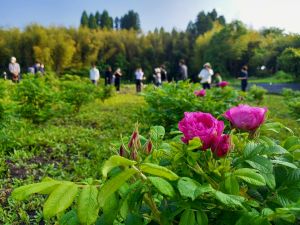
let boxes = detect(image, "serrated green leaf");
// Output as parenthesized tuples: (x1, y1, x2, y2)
(179, 209, 195, 225)
(283, 136, 300, 150)
(102, 155, 136, 178)
(148, 176, 175, 197)
(214, 191, 245, 208)
(150, 126, 165, 141)
(245, 156, 273, 174)
(271, 160, 297, 169)
(77, 185, 99, 225)
(43, 182, 79, 219)
(140, 163, 179, 181)
(196, 210, 208, 225)
(12, 181, 61, 200)
(224, 175, 240, 195)
(234, 168, 266, 186)
(59, 210, 80, 225)
(177, 177, 199, 200)
(98, 168, 137, 207)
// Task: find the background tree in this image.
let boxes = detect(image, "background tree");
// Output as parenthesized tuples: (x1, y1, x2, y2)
(80, 11, 89, 27)
(120, 10, 141, 31)
(100, 10, 113, 29)
(88, 13, 97, 29)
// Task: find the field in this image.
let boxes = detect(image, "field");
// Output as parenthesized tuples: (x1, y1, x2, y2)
(1, 78, 300, 224)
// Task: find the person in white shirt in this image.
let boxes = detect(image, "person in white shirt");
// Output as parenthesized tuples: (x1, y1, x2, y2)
(89, 63, 100, 85)
(198, 62, 214, 89)
(135, 67, 144, 93)
(9, 56, 21, 83)
(153, 67, 162, 86)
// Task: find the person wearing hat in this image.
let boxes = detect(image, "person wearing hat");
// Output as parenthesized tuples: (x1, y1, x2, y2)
(8, 56, 21, 83)
(114, 68, 122, 92)
(198, 62, 214, 89)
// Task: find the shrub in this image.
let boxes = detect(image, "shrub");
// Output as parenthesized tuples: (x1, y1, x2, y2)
(143, 81, 241, 130)
(282, 88, 300, 119)
(13, 75, 58, 123)
(249, 85, 268, 102)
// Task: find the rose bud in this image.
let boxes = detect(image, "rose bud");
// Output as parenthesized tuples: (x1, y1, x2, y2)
(144, 139, 153, 154)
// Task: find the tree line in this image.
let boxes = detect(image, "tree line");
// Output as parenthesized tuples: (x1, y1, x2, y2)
(0, 9, 300, 81)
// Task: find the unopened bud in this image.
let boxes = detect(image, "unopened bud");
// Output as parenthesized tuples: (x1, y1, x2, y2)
(144, 139, 153, 154)
(128, 131, 138, 148)
(119, 145, 126, 157)
(130, 149, 138, 160)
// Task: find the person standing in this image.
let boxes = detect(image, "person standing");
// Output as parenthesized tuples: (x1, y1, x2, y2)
(8, 57, 21, 83)
(135, 67, 144, 93)
(104, 66, 112, 86)
(160, 65, 168, 83)
(153, 67, 162, 86)
(178, 59, 188, 81)
(238, 65, 248, 92)
(89, 63, 100, 85)
(198, 62, 214, 89)
(114, 68, 122, 92)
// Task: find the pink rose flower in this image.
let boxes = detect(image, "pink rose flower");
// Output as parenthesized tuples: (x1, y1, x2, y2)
(223, 105, 268, 132)
(178, 112, 224, 150)
(219, 81, 229, 88)
(194, 89, 206, 97)
(211, 135, 231, 157)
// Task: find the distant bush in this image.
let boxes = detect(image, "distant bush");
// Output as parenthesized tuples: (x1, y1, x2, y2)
(143, 81, 242, 130)
(282, 88, 300, 119)
(249, 85, 268, 103)
(274, 70, 295, 81)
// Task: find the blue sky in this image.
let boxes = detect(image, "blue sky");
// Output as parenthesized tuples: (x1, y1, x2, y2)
(0, 0, 300, 33)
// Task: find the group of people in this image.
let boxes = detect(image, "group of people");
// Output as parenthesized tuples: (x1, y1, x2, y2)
(2, 57, 45, 83)
(198, 62, 248, 91)
(4, 56, 248, 92)
(89, 63, 123, 92)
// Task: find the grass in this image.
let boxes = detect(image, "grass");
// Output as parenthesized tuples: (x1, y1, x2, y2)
(0, 84, 299, 224)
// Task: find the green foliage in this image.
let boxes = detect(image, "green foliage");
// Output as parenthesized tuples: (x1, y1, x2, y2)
(278, 48, 300, 78)
(143, 81, 242, 130)
(249, 85, 268, 102)
(282, 88, 300, 119)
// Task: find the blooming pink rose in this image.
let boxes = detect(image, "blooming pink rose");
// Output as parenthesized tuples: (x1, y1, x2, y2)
(211, 135, 231, 157)
(194, 89, 206, 97)
(219, 81, 229, 88)
(178, 112, 224, 150)
(223, 105, 268, 132)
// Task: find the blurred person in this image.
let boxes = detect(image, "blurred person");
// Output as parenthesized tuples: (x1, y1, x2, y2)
(89, 63, 100, 85)
(8, 56, 20, 83)
(198, 62, 214, 89)
(153, 67, 162, 86)
(104, 66, 112, 86)
(135, 67, 144, 93)
(3, 72, 7, 80)
(114, 68, 122, 92)
(214, 72, 222, 87)
(34, 61, 41, 74)
(238, 65, 248, 92)
(178, 59, 188, 81)
(160, 64, 168, 82)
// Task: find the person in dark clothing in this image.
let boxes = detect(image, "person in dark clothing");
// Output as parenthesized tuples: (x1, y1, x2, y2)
(178, 59, 188, 81)
(104, 66, 113, 86)
(160, 65, 168, 82)
(238, 65, 248, 92)
(114, 68, 122, 92)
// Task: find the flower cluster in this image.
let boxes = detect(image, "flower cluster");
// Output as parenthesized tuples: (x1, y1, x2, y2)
(219, 81, 229, 88)
(178, 105, 267, 157)
(178, 112, 230, 157)
(194, 89, 206, 97)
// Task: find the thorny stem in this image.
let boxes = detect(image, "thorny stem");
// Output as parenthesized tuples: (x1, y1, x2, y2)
(191, 162, 219, 189)
(132, 165, 162, 225)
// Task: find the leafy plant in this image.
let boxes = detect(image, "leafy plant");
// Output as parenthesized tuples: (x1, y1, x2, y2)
(249, 85, 268, 103)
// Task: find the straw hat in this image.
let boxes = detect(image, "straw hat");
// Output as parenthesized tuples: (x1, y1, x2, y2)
(203, 62, 211, 68)
(11, 57, 17, 63)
